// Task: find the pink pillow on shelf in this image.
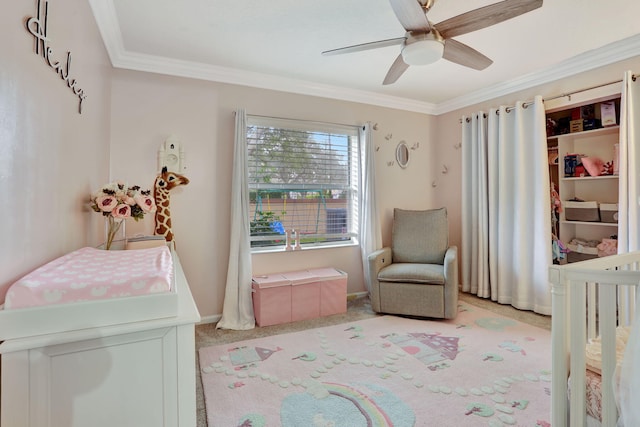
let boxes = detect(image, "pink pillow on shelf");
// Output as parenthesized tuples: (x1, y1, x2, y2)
(581, 156, 605, 177)
(597, 238, 618, 257)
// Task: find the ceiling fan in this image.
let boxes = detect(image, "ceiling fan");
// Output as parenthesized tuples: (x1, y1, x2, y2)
(322, 0, 543, 85)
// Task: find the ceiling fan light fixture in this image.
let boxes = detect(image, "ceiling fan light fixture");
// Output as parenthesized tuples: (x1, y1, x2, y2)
(401, 37, 444, 66)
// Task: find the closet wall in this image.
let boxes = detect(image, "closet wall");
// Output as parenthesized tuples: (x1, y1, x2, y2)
(546, 92, 621, 263)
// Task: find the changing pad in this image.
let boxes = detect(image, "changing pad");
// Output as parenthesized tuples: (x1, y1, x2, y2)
(4, 246, 173, 309)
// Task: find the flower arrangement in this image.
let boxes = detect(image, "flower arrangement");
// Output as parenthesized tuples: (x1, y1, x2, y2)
(90, 181, 156, 249)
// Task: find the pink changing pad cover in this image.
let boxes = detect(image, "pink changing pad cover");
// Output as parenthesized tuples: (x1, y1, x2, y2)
(4, 246, 173, 309)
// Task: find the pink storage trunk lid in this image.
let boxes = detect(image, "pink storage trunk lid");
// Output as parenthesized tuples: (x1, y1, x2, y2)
(307, 267, 345, 280)
(252, 274, 289, 289)
(281, 270, 317, 286)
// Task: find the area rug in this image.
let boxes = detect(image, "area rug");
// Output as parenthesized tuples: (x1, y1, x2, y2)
(199, 303, 551, 426)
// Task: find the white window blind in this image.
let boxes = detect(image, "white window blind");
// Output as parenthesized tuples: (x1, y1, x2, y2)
(247, 116, 360, 249)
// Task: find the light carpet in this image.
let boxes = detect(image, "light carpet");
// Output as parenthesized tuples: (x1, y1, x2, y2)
(199, 302, 551, 427)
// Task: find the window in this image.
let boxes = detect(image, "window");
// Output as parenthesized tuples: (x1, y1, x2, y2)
(247, 116, 360, 250)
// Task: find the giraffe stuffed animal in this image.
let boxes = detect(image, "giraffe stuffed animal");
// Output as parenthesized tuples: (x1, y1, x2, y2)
(154, 166, 190, 243)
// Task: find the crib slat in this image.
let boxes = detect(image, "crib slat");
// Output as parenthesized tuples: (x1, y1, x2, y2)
(550, 266, 569, 427)
(634, 286, 638, 325)
(569, 281, 587, 427)
(587, 282, 597, 341)
(618, 284, 633, 327)
(599, 284, 618, 426)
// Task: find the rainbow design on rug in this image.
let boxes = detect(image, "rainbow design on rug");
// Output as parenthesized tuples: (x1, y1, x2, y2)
(280, 381, 415, 426)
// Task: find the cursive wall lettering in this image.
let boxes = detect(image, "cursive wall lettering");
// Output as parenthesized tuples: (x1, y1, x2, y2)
(26, 0, 87, 114)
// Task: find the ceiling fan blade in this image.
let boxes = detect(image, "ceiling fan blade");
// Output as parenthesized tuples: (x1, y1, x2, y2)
(383, 54, 410, 85)
(437, 0, 542, 39)
(389, 0, 431, 32)
(322, 37, 405, 56)
(443, 38, 493, 70)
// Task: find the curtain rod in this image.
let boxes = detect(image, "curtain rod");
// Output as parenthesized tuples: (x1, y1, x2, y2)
(543, 77, 629, 102)
(459, 74, 637, 123)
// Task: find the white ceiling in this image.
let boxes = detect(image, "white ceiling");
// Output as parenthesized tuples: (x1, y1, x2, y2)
(89, 0, 640, 115)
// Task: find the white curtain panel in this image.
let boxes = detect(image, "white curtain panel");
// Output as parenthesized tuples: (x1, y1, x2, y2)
(359, 122, 382, 292)
(617, 72, 639, 331)
(462, 96, 552, 315)
(461, 113, 490, 297)
(618, 71, 640, 253)
(615, 71, 640, 427)
(217, 109, 255, 330)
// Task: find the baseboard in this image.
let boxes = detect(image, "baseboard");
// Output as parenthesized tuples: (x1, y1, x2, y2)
(347, 291, 369, 301)
(198, 314, 222, 325)
(198, 292, 369, 325)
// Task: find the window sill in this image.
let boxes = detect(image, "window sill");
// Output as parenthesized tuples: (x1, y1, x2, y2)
(251, 241, 359, 254)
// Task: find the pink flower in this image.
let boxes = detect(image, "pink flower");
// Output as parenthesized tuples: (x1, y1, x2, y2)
(135, 194, 156, 212)
(112, 204, 131, 219)
(92, 182, 155, 225)
(96, 195, 117, 212)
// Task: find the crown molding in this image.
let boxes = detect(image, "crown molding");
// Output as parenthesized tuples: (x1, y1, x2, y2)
(88, 0, 437, 114)
(116, 50, 440, 115)
(88, 0, 125, 66)
(90, 0, 640, 116)
(434, 34, 640, 115)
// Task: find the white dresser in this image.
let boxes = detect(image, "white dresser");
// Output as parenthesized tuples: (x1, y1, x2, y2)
(0, 251, 200, 427)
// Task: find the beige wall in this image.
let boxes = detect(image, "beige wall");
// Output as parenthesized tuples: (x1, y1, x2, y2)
(5, 0, 640, 323)
(109, 70, 438, 320)
(0, 1, 112, 301)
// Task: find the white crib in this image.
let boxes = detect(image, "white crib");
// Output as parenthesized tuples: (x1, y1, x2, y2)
(549, 252, 639, 427)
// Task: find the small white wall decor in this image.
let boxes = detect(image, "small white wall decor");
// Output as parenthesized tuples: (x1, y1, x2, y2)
(396, 141, 410, 168)
(158, 135, 186, 173)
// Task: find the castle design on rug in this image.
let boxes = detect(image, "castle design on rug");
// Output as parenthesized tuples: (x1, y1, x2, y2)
(382, 332, 461, 365)
(228, 346, 283, 366)
(153, 166, 189, 242)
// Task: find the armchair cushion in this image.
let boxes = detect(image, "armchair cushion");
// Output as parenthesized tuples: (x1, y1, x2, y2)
(378, 263, 445, 285)
(392, 208, 448, 264)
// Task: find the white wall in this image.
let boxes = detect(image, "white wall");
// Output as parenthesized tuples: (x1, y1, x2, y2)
(0, 0, 112, 301)
(109, 70, 439, 320)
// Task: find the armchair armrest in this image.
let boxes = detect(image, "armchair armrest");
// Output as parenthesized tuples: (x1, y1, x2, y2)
(443, 246, 459, 319)
(368, 247, 392, 275)
(367, 247, 392, 313)
(444, 246, 458, 276)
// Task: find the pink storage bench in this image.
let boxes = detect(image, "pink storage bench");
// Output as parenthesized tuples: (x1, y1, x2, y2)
(252, 268, 347, 327)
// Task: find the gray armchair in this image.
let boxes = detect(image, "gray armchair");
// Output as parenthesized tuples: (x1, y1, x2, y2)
(368, 207, 458, 319)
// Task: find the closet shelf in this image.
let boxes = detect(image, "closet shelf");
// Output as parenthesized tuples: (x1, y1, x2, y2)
(561, 175, 619, 181)
(561, 220, 618, 227)
(547, 125, 620, 141)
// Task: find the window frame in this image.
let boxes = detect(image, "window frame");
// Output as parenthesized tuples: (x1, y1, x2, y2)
(246, 115, 360, 252)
